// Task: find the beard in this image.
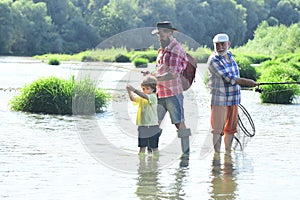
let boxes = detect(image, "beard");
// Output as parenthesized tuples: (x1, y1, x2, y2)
(160, 38, 171, 49)
(215, 46, 229, 56)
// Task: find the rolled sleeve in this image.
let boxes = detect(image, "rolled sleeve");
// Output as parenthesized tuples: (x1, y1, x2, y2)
(214, 62, 238, 85)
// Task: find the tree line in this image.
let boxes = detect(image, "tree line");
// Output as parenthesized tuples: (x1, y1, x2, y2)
(0, 0, 299, 55)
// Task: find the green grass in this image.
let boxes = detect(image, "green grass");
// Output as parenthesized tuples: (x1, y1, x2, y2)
(258, 63, 300, 104)
(133, 57, 148, 68)
(10, 76, 110, 115)
(34, 47, 128, 63)
(48, 58, 60, 65)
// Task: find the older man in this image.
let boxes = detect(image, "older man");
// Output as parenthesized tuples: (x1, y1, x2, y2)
(207, 33, 257, 153)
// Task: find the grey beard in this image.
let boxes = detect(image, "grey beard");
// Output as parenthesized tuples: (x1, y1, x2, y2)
(216, 50, 228, 56)
(160, 38, 171, 49)
(216, 47, 229, 56)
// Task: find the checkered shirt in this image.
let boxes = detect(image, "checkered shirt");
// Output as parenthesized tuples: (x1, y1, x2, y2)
(207, 51, 241, 106)
(155, 39, 188, 98)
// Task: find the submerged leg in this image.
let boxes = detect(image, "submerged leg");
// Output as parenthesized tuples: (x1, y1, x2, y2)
(224, 134, 234, 152)
(213, 133, 222, 153)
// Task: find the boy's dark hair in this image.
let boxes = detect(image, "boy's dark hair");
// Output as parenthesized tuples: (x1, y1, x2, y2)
(141, 76, 157, 92)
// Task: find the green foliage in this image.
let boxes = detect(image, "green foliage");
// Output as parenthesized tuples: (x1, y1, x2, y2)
(72, 78, 110, 114)
(271, 0, 300, 26)
(233, 51, 272, 64)
(11, 0, 62, 55)
(81, 55, 99, 62)
(235, 56, 257, 80)
(188, 47, 211, 63)
(0, 0, 14, 54)
(133, 57, 148, 68)
(48, 58, 60, 65)
(275, 53, 300, 63)
(79, 48, 127, 62)
(240, 22, 300, 56)
(1, 0, 300, 55)
(10, 76, 110, 115)
(275, 53, 300, 71)
(115, 54, 131, 62)
(176, 0, 248, 47)
(35, 48, 128, 62)
(130, 50, 157, 63)
(258, 63, 300, 104)
(34, 54, 74, 61)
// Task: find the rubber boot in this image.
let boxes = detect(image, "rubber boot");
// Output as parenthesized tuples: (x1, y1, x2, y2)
(177, 129, 191, 154)
(224, 134, 234, 152)
(213, 133, 222, 153)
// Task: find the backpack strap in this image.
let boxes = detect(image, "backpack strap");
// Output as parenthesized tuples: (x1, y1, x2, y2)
(161, 40, 187, 73)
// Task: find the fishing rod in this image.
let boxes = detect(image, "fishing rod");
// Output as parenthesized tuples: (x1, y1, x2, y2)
(258, 81, 300, 85)
(255, 81, 300, 93)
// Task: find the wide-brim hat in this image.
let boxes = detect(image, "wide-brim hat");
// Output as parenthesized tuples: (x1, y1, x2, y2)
(151, 21, 178, 35)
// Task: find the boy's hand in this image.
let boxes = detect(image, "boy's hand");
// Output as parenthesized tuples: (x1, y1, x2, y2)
(126, 84, 136, 92)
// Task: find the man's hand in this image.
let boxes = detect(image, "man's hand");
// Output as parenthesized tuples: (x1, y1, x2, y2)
(236, 78, 257, 87)
(156, 72, 176, 81)
(141, 71, 150, 76)
(247, 79, 257, 87)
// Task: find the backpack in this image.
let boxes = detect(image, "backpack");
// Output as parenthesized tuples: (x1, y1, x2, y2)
(181, 53, 197, 91)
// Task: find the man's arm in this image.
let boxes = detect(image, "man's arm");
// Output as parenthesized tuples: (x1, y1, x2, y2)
(155, 70, 178, 81)
(236, 78, 257, 87)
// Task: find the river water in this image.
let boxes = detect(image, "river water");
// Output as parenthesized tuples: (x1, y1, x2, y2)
(0, 57, 300, 200)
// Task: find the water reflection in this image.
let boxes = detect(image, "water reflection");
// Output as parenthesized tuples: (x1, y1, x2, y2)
(136, 156, 161, 199)
(171, 155, 189, 199)
(210, 153, 237, 200)
(135, 155, 189, 199)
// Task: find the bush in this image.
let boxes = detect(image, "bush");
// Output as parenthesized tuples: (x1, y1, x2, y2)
(231, 50, 272, 64)
(258, 64, 300, 104)
(10, 76, 110, 115)
(248, 54, 272, 64)
(81, 55, 99, 62)
(133, 57, 148, 68)
(275, 53, 300, 72)
(48, 58, 60, 65)
(289, 62, 300, 72)
(191, 47, 211, 63)
(239, 22, 300, 56)
(115, 53, 131, 62)
(235, 57, 257, 80)
(275, 53, 300, 63)
(130, 50, 157, 63)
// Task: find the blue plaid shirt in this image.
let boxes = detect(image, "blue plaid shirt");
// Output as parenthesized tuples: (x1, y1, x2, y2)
(207, 51, 241, 106)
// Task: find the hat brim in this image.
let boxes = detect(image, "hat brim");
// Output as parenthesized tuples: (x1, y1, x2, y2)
(151, 28, 178, 35)
(213, 39, 228, 43)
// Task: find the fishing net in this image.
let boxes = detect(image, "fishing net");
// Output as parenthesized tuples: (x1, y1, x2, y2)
(232, 104, 255, 151)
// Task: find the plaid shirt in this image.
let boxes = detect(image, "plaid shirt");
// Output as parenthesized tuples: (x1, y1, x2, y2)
(208, 51, 241, 106)
(155, 39, 188, 98)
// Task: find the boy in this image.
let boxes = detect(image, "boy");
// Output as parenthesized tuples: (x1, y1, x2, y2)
(126, 76, 161, 156)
